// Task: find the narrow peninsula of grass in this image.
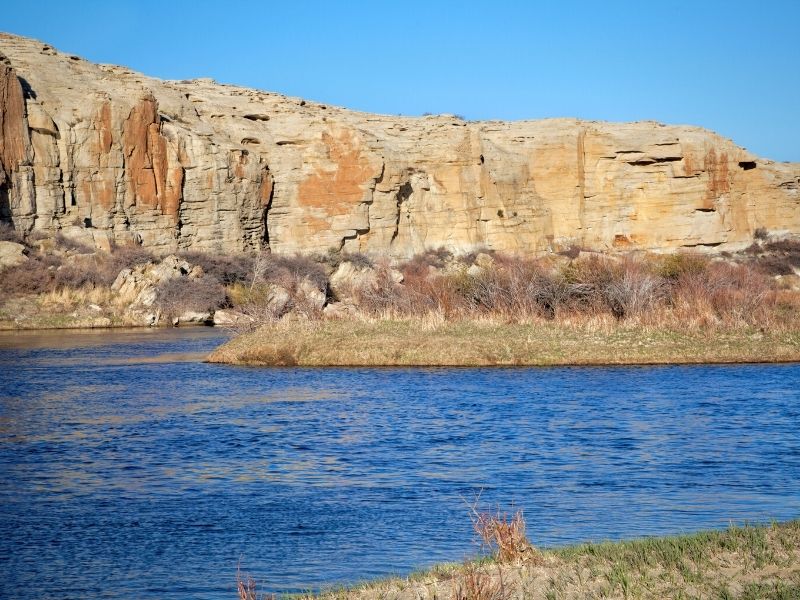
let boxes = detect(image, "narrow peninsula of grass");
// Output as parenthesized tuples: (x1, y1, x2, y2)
(241, 521, 800, 600)
(207, 319, 800, 366)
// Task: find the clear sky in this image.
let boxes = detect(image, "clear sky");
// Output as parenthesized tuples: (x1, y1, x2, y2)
(3, 1, 799, 161)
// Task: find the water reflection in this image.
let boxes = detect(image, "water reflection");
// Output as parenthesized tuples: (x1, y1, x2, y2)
(0, 328, 798, 599)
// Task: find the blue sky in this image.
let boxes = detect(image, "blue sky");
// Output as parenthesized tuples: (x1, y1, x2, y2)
(3, 1, 799, 161)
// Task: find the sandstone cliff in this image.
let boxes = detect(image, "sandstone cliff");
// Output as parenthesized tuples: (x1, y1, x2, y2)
(1, 33, 798, 257)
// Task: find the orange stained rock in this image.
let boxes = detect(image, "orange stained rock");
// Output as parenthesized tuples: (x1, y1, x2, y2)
(80, 177, 115, 210)
(705, 148, 730, 199)
(0, 62, 30, 182)
(97, 101, 113, 154)
(297, 129, 377, 217)
(122, 95, 182, 218)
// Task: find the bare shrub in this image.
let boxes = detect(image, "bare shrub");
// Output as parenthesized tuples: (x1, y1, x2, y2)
(0, 222, 22, 243)
(154, 276, 227, 321)
(255, 253, 328, 292)
(347, 260, 409, 315)
(757, 255, 795, 276)
(177, 251, 253, 285)
(557, 244, 582, 259)
(470, 505, 535, 564)
(88, 244, 158, 285)
(53, 232, 92, 254)
(671, 261, 773, 325)
(0, 257, 57, 298)
(398, 269, 464, 318)
(753, 238, 800, 275)
(559, 255, 619, 314)
(763, 238, 800, 255)
(109, 244, 155, 268)
(402, 247, 454, 276)
(452, 563, 511, 600)
(603, 261, 666, 319)
(236, 567, 274, 600)
(53, 260, 106, 289)
(342, 251, 374, 269)
(754, 227, 769, 240)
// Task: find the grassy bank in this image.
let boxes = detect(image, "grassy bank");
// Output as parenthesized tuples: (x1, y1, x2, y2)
(207, 319, 800, 366)
(239, 521, 800, 600)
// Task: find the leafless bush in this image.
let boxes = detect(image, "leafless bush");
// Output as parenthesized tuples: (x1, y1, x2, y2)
(671, 261, 773, 325)
(108, 244, 155, 269)
(236, 567, 274, 600)
(756, 255, 795, 276)
(342, 251, 374, 269)
(346, 260, 409, 315)
(254, 253, 328, 292)
(0, 257, 57, 298)
(402, 247, 454, 276)
(557, 244, 582, 259)
(53, 259, 106, 289)
(559, 255, 619, 314)
(178, 251, 253, 285)
(0, 222, 22, 243)
(452, 563, 512, 600)
(52, 245, 156, 287)
(603, 261, 667, 319)
(154, 276, 227, 320)
(470, 503, 536, 564)
(53, 232, 92, 254)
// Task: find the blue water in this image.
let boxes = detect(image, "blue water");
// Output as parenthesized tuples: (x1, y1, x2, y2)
(0, 327, 798, 599)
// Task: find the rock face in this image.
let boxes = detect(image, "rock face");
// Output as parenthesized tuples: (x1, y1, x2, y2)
(0, 33, 798, 257)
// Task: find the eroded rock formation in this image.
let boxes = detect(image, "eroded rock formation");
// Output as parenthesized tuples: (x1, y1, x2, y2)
(1, 33, 798, 256)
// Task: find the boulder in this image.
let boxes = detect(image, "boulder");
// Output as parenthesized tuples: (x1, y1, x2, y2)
(213, 309, 253, 326)
(0, 241, 27, 268)
(111, 255, 192, 306)
(323, 302, 358, 319)
(297, 277, 327, 310)
(173, 310, 213, 326)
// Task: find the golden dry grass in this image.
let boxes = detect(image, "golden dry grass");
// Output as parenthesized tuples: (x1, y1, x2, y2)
(206, 318, 800, 366)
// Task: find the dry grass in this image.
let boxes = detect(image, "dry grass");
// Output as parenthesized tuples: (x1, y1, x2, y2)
(237, 567, 274, 600)
(452, 563, 512, 600)
(206, 318, 800, 366)
(471, 507, 538, 565)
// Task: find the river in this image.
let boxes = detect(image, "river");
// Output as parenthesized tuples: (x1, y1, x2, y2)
(0, 327, 798, 598)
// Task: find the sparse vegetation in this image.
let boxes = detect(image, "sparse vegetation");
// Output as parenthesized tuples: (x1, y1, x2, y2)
(207, 319, 800, 366)
(154, 275, 227, 321)
(0, 222, 22, 243)
(3, 231, 800, 338)
(470, 504, 538, 564)
(234, 517, 800, 600)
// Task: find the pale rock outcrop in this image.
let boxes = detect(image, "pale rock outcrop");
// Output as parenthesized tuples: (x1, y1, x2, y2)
(173, 310, 212, 326)
(212, 308, 253, 326)
(111, 254, 198, 324)
(0, 240, 27, 267)
(0, 33, 798, 258)
(329, 260, 403, 304)
(296, 277, 327, 311)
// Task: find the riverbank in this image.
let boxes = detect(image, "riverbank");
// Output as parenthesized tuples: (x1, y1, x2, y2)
(207, 319, 800, 366)
(282, 521, 799, 600)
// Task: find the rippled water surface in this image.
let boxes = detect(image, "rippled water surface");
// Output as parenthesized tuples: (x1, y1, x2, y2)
(0, 327, 798, 599)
